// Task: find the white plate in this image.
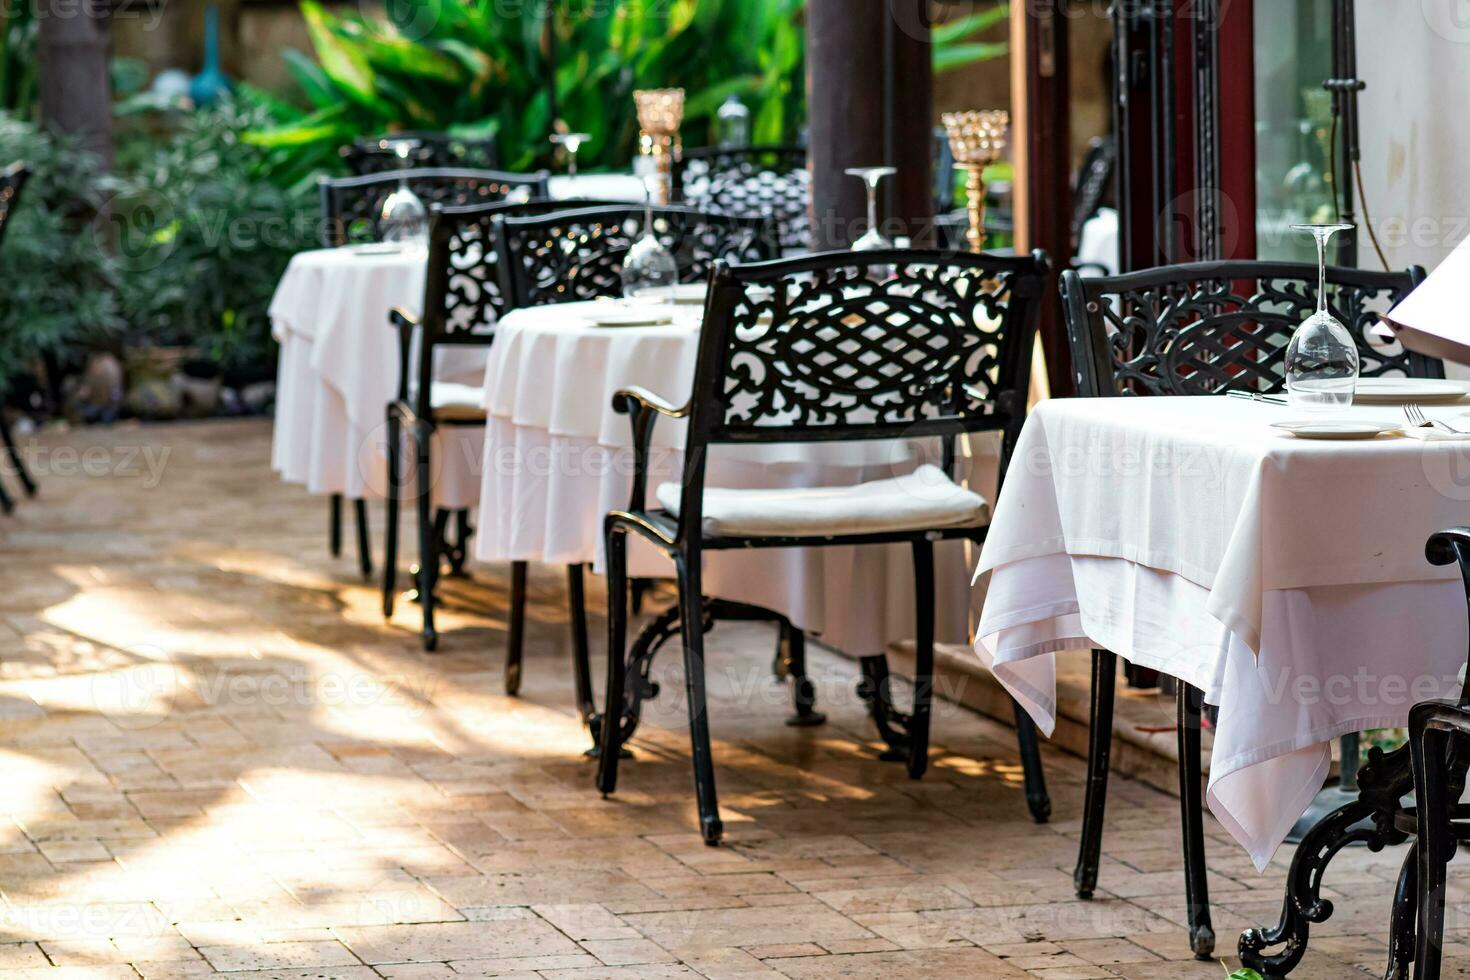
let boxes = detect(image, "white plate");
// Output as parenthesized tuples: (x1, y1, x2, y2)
(670, 283, 708, 305)
(1352, 378, 1470, 403)
(588, 307, 675, 328)
(351, 242, 405, 255)
(1270, 420, 1400, 440)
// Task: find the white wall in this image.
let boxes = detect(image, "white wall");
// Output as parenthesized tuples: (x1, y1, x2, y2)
(1358, 1, 1470, 275)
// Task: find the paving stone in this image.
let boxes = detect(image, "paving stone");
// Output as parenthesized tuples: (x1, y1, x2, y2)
(0, 419, 1420, 979)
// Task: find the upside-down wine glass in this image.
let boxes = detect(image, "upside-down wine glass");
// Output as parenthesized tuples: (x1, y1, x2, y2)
(379, 139, 429, 246)
(845, 166, 897, 251)
(621, 175, 679, 305)
(1284, 222, 1358, 411)
(550, 132, 591, 178)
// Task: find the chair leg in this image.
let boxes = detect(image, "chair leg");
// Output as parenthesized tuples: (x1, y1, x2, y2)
(568, 563, 594, 723)
(0, 419, 34, 497)
(1012, 699, 1051, 823)
(382, 413, 401, 618)
(675, 554, 722, 845)
(1385, 842, 1418, 980)
(780, 622, 825, 727)
(505, 561, 527, 695)
(0, 472, 14, 515)
(907, 538, 934, 781)
(1178, 683, 1215, 960)
(1074, 649, 1116, 898)
(329, 493, 343, 557)
(1413, 716, 1452, 980)
(597, 526, 631, 795)
(412, 421, 438, 651)
(354, 498, 373, 580)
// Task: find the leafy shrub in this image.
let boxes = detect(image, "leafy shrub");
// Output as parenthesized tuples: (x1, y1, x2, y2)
(0, 113, 122, 394)
(112, 93, 318, 381)
(251, 0, 1008, 174)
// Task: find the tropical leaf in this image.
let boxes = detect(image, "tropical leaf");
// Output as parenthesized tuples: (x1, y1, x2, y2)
(934, 41, 1010, 73)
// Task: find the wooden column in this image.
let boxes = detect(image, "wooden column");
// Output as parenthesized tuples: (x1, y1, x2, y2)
(39, 0, 114, 169)
(1012, 0, 1072, 395)
(807, 0, 934, 250)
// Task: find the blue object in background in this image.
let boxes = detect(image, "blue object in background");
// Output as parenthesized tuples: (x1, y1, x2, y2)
(189, 5, 231, 109)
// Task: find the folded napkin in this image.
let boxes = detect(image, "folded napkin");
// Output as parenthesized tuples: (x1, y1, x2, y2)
(1400, 424, 1470, 441)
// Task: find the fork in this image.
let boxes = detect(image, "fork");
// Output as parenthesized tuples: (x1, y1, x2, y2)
(1404, 403, 1460, 434)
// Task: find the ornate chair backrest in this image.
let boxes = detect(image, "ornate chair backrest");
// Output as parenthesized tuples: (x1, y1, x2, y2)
(493, 204, 778, 310)
(0, 161, 30, 253)
(668, 248, 1050, 539)
(341, 132, 500, 175)
(1060, 260, 1438, 399)
(1070, 136, 1115, 244)
(404, 198, 623, 417)
(672, 145, 810, 253)
(319, 168, 551, 247)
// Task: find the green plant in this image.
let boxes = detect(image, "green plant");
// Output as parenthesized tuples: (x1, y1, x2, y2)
(0, 0, 37, 116)
(0, 113, 121, 393)
(251, 0, 1009, 175)
(112, 93, 318, 380)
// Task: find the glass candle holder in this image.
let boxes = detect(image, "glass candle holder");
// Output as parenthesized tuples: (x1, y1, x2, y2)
(942, 109, 1009, 252)
(635, 88, 685, 205)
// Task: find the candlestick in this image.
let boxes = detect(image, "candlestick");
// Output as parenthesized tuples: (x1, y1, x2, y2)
(942, 109, 1009, 253)
(635, 88, 685, 205)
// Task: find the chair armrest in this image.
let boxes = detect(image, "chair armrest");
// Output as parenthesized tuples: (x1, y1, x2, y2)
(611, 386, 689, 511)
(612, 385, 689, 419)
(1428, 527, 1470, 703)
(388, 307, 418, 403)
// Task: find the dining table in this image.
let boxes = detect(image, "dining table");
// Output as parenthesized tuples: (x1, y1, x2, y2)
(473, 295, 1000, 658)
(972, 388, 1470, 972)
(268, 174, 649, 513)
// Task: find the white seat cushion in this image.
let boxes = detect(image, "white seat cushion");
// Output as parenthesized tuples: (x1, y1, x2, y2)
(655, 464, 990, 539)
(430, 382, 486, 421)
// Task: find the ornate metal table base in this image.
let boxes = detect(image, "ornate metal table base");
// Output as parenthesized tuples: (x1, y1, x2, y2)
(1238, 742, 1413, 978)
(585, 598, 826, 756)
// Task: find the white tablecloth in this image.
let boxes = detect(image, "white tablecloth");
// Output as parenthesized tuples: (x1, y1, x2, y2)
(474, 300, 994, 654)
(269, 179, 645, 507)
(974, 395, 1470, 869)
(547, 173, 648, 203)
(269, 246, 484, 507)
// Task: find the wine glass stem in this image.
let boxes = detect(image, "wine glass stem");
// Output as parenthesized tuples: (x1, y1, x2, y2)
(568, 150, 577, 178)
(1314, 231, 1328, 315)
(866, 182, 879, 238)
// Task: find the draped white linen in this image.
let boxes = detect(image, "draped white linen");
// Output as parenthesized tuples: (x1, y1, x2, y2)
(474, 300, 998, 655)
(974, 395, 1470, 869)
(268, 246, 484, 509)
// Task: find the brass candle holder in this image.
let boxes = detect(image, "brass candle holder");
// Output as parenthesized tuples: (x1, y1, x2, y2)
(942, 109, 1009, 253)
(635, 88, 685, 205)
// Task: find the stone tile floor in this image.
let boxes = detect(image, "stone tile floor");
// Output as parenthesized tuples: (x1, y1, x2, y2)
(0, 418, 1454, 978)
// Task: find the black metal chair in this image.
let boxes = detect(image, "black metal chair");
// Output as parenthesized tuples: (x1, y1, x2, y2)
(672, 146, 810, 254)
(1404, 527, 1470, 980)
(596, 247, 1053, 845)
(491, 203, 779, 706)
(494, 204, 779, 310)
(320, 168, 551, 248)
(0, 161, 35, 513)
(1400, 525, 1470, 980)
(315, 167, 549, 580)
(1060, 259, 1438, 960)
(341, 132, 500, 175)
(381, 198, 624, 668)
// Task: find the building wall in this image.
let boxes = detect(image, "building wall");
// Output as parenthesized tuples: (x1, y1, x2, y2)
(1357, 0, 1470, 275)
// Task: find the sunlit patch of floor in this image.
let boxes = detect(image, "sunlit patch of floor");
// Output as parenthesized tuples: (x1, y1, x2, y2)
(0, 418, 1419, 978)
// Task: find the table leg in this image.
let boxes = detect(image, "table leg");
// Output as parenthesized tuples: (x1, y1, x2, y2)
(1238, 743, 1412, 977)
